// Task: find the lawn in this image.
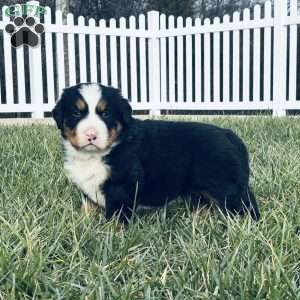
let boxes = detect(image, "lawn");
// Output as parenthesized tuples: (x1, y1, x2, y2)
(1, 116, 300, 299)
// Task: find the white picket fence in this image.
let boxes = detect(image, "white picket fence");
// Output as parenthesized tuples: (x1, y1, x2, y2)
(0, 0, 299, 117)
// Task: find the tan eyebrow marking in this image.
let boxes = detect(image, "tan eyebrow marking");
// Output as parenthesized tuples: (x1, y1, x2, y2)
(96, 99, 107, 112)
(75, 99, 87, 111)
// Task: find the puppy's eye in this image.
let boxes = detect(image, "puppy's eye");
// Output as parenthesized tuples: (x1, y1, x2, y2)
(102, 111, 110, 118)
(72, 111, 81, 118)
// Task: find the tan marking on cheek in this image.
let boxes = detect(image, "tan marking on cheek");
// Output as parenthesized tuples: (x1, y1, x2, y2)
(75, 99, 87, 111)
(96, 99, 107, 112)
(63, 124, 80, 148)
(108, 122, 122, 145)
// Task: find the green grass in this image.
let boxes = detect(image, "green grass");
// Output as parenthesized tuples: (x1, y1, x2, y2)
(1, 116, 300, 299)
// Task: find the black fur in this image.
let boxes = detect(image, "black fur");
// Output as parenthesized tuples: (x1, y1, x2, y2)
(103, 119, 260, 222)
(52, 83, 260, 222)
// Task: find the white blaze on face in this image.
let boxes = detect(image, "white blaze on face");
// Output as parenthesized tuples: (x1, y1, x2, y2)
(76, 84, 109, 151)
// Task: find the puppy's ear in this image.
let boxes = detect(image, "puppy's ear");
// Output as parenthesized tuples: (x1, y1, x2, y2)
(52, 97, 64, 130)
(112, 87, 132, 126)
(101, 85, 133, 126)
(119, 97, 132, 126)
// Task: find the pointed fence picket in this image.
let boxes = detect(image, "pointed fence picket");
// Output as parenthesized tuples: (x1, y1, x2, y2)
(139, 14, 147, 104)
(119, 17, 128, 98)
(264, 2, 272, 103)
(160, 14, 167, 105)
(213, 17, 220, 103)
(168, 15, 175, 105)
(56, 10, 65, 94)
(28, 0, 43, 118)
(186, 17, 193, 104)
(232, 12, 240, 103)
(223, 15, 230, 104)
(89, 18, 97, 83)
(99, 19, 108, 85)
(110, 18, 118, 87)
(195, 17, 201, 103)
(129, 16, 137, 105)
(45, 6, 55, 106)
(243, 8, 250, 104)
(253, 5, 261, 103)
(177, 16, 184, 104)
(2, 6, 13, 107)
(67, 13, 76, 86)
(204, 18, 211, 103)
(0, 1, 299, 117)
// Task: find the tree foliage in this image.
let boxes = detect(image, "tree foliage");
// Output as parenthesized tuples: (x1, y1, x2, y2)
(0, 0, 270, 20)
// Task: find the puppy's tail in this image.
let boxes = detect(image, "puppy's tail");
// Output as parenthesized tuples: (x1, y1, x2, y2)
(242, 188, 260, 221)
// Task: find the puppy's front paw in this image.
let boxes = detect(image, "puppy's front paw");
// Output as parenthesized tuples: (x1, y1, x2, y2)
(81, 200, 101, 216)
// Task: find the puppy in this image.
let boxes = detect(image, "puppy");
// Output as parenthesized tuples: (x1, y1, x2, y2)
(52, 83, 260, 222)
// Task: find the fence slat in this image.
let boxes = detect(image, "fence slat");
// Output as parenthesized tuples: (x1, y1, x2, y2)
(204, 18, 211, 102)
(223, 15, 230, 103)
(139, 14, 147, 103)
(289, 0, 297, 101)
(148, 11, 160, 115)
(110, 18, 118, 87)
(16, 47, 25, 105)
(273, 0, 287, 116)
(264, 2, 272, 102)
(56, 10, 65, 94)
(129, 16, 137, 103)
(253, 5, 261, 102)
(168, 16, 175, 103)
(29, 2, 44, 118)
(89, 18, 97, 83)
(78, 16, 87, 82)
(243, 9, 250, 103)
(160, 14, 167, 104)
(120, 17, 128, 97)
(186, 17, 193, 103)
(14, 6, 25, 104)
(195, 18, 201, 102)
(213, 17, 220, 102)
(232, 12, 240, 102)
(45, 7, 55, 107)
(177, 17, 184, 103)
(67, 13, 76, 86)
(99, 19, 108, 85)
(2, 6, 13, 105)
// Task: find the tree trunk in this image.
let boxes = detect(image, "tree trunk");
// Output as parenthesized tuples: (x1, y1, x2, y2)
(56, 0, 70, 86)
(56, 0, 70, 17)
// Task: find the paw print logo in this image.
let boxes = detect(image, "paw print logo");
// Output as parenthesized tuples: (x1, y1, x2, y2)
(5, 16, 44, 48)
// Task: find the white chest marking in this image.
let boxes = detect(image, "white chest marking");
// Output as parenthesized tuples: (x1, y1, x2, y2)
(63, 141, 110, 207)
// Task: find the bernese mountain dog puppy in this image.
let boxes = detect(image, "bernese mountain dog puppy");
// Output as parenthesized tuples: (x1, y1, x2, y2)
(52, 83, 260, 222)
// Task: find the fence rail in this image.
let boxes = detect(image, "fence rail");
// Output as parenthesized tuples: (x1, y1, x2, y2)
(0, 0, 299, 117)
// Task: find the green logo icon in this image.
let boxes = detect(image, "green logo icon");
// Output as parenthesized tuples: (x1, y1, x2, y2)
(5, 4, 46, 17)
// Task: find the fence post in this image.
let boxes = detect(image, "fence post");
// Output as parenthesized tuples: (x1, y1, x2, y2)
(273, 0, 287, 117)
(148, 11, 161, 116)
(27, 0, 44, 119)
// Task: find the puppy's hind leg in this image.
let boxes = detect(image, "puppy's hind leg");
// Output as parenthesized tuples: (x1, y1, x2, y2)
(189, 192, 211, 211)
(211, 186, 260, 221)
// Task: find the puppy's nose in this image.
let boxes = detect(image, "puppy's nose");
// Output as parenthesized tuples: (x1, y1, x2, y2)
(84, 129, 97, 142)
